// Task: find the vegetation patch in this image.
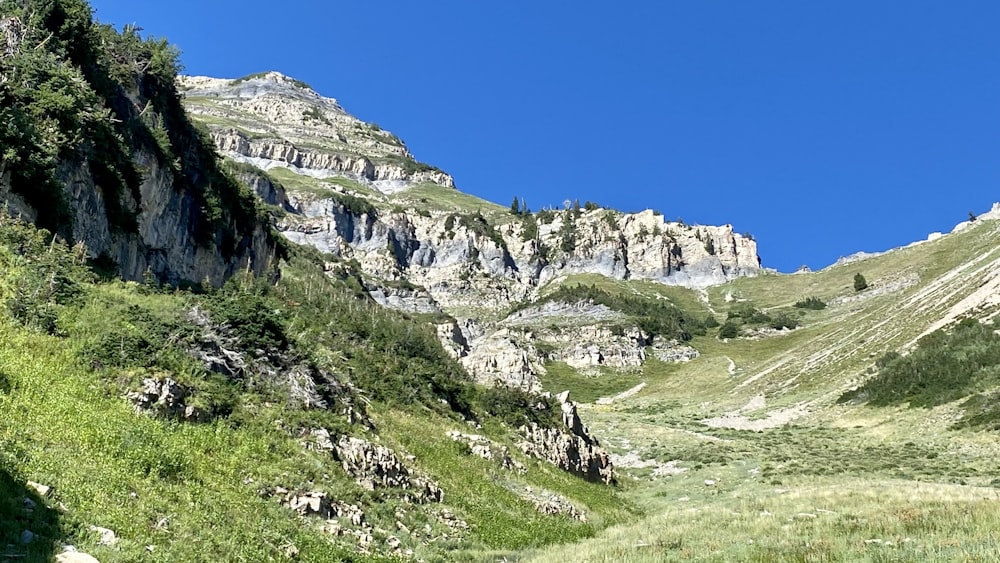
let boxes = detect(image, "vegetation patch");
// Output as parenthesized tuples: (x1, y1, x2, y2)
(842, 318, 1000, 424)
(521, 284, 706, 342)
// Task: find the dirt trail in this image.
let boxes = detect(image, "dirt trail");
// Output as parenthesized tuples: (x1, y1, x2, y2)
(596, 382, 647, 405)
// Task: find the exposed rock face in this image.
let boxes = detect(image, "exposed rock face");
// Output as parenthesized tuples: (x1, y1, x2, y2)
(0, 150, 277, 288)
(178, 73, 455, 191)
(273, 487, 366, 525)
(333, 436, 443, 503)
(512, 486, 586, 521)
(365, 280, 442, 315)
(518, 392, 614, 484)
(651, 337, 701, 362)
(458, 329, 546, 391)
(279, 199, 759, 311)
(212, 129, 454, 188)
(447, 430, 526, 473)
(126, 378, 208, 422)
(63, 155, 276, 287)
(545, 325, 650, 371)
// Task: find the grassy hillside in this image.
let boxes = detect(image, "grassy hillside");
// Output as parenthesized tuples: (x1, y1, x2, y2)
(524, 217, 1000, 561)
(0, 216, 632, 561)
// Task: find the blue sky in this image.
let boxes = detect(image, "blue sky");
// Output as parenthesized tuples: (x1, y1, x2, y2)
(88, 1, 1000, 272)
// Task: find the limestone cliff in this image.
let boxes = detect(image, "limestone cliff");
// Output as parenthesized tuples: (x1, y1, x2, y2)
(180, 72, 762, 388)
(179, 73, 454, 192)
(278, 194, 759, 311)
(57, 151, 276, 285)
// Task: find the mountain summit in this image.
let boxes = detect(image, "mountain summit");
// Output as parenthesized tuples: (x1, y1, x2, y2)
(179, 72, 455, 193)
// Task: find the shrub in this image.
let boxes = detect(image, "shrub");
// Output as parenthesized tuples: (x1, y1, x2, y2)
(854, 273, 868, 292)
(727, 303, 771, 325)
(476, 386, 561, 429)
(206, 290, 289, 352)
(558, 212, 576, 253)
(794, 297, 827, 310)
(843, 318, 1000, 409)
(769, 313, 799, 330)
(0, 218, 89, 333)
(718, 321, 739, 339)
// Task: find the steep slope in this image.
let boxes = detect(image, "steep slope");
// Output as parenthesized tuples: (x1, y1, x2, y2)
(0, 4, 277, 285)
(0, 4, 635, 562)
(179, 72, 454, 190)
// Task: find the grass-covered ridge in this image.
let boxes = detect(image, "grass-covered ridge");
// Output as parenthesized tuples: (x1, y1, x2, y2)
(517, 282, 711, 342)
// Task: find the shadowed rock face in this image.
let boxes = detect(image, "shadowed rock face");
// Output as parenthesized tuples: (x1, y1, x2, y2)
(0, 125, 277, 289)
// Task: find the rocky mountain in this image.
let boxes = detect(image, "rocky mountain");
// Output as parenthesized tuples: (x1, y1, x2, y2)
(179, 73, 454, 190)
(10, 4, 1000, 562)
(180, 71, 762, 389)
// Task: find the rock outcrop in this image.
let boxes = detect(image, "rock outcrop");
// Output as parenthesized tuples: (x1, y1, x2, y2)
(512, 486, 586, 521)
(333, 436, 443, 503)
(126, 377, 208, 422)
(518, 392, 614, 484)
(447, 430, 526, 473)
(179, 73, 455, 191)
(458, 329, 546, 390)
(185, 306, 354, 415)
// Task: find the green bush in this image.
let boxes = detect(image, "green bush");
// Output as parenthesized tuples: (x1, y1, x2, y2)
(206, 288, 289, 352)
(843, 318, 1000, 410)
(477, 386, 562, 429)
(794, 296, 827, 310)
(769, 312, 799, 330)
(0, 218, 88, 333)
(718, 321, 739, 339)
(854, 273, 868, 292)
(727, 302, 771, 325)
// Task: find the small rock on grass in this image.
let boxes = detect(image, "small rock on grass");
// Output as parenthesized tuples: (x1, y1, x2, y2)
(56, 552, 102, 563)
(27, 481, 51, 497)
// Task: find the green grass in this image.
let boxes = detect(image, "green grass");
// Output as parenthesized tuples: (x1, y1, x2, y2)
(523, 217, 1000, 562)
(376, 410, 636, 560)
(530, 476, 1000, 562)
(539, 362, 657, 404)
(0, 319, 363, 562)
(390, 182, 507, 219)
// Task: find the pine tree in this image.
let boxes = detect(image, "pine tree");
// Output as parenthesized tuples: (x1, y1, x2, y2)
(510, 197, 520, 215)
(854, 273, 868, 292)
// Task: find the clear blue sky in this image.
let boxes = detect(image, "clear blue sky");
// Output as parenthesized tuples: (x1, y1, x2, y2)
(88, 1, 1000, 272)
